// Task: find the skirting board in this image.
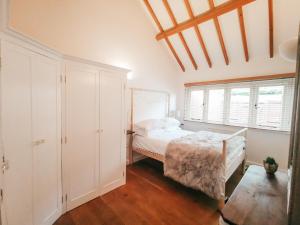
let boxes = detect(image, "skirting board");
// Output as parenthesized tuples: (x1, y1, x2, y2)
(100, 178, 126, 196)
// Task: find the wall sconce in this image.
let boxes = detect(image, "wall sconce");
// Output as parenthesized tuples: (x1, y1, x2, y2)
(279, 37, 298, 62)
(127, 72, 133, 80)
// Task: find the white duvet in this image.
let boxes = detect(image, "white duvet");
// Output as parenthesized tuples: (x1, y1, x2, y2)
(132, 128, 245, 163)
(133, 128, 193, 155)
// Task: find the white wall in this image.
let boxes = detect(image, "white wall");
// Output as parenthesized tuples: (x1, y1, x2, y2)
(8, 0, 181, 101)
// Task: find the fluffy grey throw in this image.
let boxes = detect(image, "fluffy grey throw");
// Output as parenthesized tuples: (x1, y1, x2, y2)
(164, 131, 235, 200)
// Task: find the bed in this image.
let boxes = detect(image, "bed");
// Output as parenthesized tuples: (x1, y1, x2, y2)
(128, 88, 247, 209)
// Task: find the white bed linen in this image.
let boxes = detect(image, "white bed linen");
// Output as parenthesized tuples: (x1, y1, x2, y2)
(133, 128, 193, 155)
(132, 128, 245, 164)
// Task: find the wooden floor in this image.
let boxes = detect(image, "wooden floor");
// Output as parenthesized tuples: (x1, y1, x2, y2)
(54, 159, 242, 225)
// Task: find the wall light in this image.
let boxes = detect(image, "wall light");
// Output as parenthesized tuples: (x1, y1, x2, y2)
(127, 72, 133, 80)
(279, 37, 298, 62)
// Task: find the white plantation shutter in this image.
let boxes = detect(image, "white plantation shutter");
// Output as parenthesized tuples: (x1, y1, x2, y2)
(252, 79, 295, 131)
(256, 86, 284, 129)
(229, 88, 250, 125)
(185, 89, 204, 120)
(184, 78, 295, 131)
(207, 89, 224, 123)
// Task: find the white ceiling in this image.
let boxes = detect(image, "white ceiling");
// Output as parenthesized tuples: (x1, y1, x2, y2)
(141, 0, 300, 75)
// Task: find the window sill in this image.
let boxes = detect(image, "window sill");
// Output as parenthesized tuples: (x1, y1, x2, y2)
(183, 119, 291, 135)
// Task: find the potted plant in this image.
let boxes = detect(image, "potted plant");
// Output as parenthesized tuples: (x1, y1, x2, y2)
(263, 157, 278, 175)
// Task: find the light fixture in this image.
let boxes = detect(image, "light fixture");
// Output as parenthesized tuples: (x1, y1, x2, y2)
(279, 37, 298, 62)
(127, 72, 133, 80)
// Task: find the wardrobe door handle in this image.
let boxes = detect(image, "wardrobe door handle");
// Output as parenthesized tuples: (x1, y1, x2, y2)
(33, 140, 41, 146)
(33, 139, 46, 146)
(2, 160, 9, 171)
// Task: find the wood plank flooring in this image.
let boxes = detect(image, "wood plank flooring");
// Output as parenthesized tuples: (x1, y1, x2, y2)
(54, 159, 242, 225)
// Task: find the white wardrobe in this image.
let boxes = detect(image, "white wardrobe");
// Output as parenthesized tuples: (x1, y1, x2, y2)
(0, 33, 127, 225)
(62, 58, 127, 211)
(0, 37, 62, 225)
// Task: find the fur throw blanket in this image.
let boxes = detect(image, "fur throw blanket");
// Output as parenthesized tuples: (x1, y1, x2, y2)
(164, 131, 236, 200)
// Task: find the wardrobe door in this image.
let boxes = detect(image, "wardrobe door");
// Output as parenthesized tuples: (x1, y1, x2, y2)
(31, 54, 62, 225)
(100, 71, 126, 194)
(65, 63, 100, 210)
(1, 41, 33, 225)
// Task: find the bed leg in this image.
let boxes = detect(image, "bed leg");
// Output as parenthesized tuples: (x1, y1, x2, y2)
(218, 198, 225, 211)
(241, 159, 246, 175)
(128, 134, 134, 165)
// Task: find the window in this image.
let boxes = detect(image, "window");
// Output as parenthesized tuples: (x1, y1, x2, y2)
(184, 78, 294, 131)
(229, 88, 250, 125)
(189, 90, 204, 120)
(208, 89, 224, 123)
(256, 86, 284, 129)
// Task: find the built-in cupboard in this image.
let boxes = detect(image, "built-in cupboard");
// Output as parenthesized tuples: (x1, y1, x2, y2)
(63, 59, 126, 211)
(0, 33, 127, 225)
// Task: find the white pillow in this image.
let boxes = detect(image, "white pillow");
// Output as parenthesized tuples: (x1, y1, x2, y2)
(161, 117, 181, 128)
(134, 118, 181, 136)
(134, 119, 165, 131)
(134, 127, 148, 136)
(164, 126, 181, 131)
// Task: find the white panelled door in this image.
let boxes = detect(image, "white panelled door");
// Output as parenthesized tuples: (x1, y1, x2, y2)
(64, 63, 100, 210)
(1, 41, 33, 225)
(31, 54, 62, 225)
(100, 71, 126, 194)
(1, 40, 62, 225)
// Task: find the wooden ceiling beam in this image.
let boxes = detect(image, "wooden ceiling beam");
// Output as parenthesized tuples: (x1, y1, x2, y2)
(208, 0, 229, 65)
(237, 7, 249, 61)
(184, 73, 295, 87)
(162, 0, 198, 70)
(143, 0, 185, 72)
(156, 0, 255, 41)
(268, 0, 274, 58)
(184, 0, 212, 68)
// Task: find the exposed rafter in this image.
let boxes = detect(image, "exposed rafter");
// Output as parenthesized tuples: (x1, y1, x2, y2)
(184, 73, 295, 87)
(156, 0, 255, 41)
(184, 0, 212, 68)
(208, 0, 229, 65)
(237, 7, 249, 61)
(162, 0, 198, 70)
(268, 0, 274, 58)
(143, 0, 185, 71)
(142, 0, 270, 72)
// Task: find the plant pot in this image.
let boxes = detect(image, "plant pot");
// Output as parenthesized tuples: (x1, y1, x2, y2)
(263, 161, 278, 175)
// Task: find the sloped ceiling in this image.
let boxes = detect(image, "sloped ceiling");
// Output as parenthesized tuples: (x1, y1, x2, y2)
(141, 0, 300, 75)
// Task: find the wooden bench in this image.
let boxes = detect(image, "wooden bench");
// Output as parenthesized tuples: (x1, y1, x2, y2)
(220, 165, 288, 225)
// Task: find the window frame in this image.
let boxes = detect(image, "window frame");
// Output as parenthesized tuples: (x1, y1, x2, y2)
(227, 86, 251, 126)
(184, 78, 295, 132)
(188, 88, 205, 121)
(206, 85, 226, 124)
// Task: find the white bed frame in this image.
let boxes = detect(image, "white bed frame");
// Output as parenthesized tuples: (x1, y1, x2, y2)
(128, 88, 248, 209)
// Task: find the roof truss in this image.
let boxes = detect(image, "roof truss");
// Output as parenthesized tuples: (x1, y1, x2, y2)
(155, 0, 255, 40)
(143, 0, 268, 71)
(268, 0, 274, 58)
(162, 0, 198, 70)
(143, 0, 185, 71)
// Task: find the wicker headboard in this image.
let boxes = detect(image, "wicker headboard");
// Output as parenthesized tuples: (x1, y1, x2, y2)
(129, 88, 170, 130)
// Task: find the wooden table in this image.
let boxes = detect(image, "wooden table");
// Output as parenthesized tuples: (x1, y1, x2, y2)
(221, 165, 288, 225)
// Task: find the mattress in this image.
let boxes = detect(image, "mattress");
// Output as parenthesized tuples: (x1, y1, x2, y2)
(133, 128, 193, 155)
(132, 128, 245, 164)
